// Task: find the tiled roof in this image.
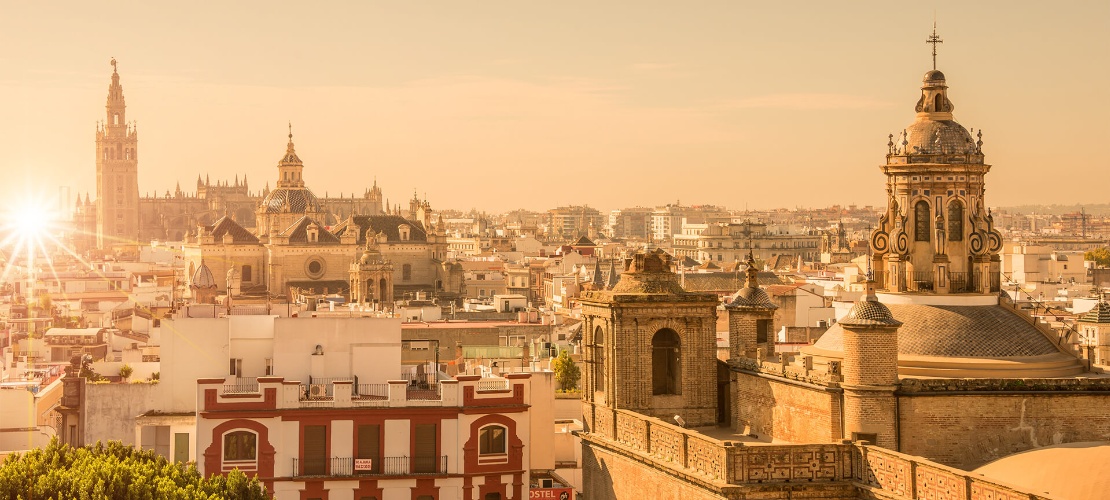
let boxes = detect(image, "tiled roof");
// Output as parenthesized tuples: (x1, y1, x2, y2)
(280, 216, 342, 244)
(1079, 301, 1110, 324)
(259, 187, 322, 214)
(333, 215, 428, 244)
(682, 272, 784, 293)
(207, 216, 260, 244)
(814, 304, 1062, 358)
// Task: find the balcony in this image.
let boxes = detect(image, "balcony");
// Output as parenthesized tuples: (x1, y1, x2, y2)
(222, 377, 259, 394)
(291, 456, 448, 478)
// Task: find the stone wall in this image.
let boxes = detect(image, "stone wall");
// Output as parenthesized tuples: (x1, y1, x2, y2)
(580, 407, 1060, 500)
(896, 378, 1110, 469)
(854, 445, 1053, 500)
(732, 369, 841, 443)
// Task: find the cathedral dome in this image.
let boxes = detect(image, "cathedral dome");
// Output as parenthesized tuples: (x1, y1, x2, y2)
(903, 119, 975, 154)
(260, 187, 322, 214)
(803, 302, 1083, 377)
(191, 261, 216, 288)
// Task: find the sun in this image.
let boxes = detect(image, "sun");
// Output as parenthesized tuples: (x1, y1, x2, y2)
(11, 202, 54, 241)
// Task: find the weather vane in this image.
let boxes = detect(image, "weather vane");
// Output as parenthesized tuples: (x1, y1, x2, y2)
(926, 21, 943, 70)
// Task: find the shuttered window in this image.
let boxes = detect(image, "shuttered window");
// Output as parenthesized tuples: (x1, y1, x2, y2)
(413, 424, 437, 473)
(357, 424, 380, 474)
(303, 425, 326, 475)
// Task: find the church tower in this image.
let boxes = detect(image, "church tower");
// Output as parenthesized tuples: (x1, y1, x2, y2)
(580, 249, 719, 428)
(95, 59, 140, 249)
(869, 28, 1003, 294)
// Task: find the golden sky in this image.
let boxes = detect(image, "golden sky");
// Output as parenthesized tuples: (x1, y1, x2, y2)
(1, 1, 1107, 214)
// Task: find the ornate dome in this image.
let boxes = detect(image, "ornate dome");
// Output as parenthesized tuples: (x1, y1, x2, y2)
(903, 119, 975, 155)
(728, 286, 775, 309)
(838, 298, 901, 327)
(259, 187, 322, 214)
(191, 261, 216, 288)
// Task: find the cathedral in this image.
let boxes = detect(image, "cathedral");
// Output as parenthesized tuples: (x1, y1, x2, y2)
(579, 36, 1110, 500)
(86, 61, 462, 304)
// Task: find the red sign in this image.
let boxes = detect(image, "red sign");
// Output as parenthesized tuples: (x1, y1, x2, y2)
(530, 487, 573, 500)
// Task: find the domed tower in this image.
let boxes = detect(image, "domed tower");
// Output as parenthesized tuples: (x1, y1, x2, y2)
(725, 252, 778, 360)
(580, 249, 719, 428)
(839, 282, 902, 448)
(349, 232, 394, 306)
(869, 33, 1002, 295)
(256, 125, 324, 234)
(190, 260, 218, 304)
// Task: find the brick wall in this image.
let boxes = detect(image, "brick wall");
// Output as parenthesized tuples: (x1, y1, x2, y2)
(732, 372, 841, 443)
(897, 391, 1110, 469)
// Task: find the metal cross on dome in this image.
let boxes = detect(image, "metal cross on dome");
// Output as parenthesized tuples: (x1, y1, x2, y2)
(926, 22, 943, 70)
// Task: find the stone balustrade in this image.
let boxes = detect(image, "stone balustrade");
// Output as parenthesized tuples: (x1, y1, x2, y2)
(583, 402, 1058, 498)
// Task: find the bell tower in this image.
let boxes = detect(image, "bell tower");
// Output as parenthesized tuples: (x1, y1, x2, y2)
(868, 28, 1002, 294)
(95, 58, 140, 250)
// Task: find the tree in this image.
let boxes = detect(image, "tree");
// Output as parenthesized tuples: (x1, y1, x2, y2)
(119, 364, 134, 381)
(1086, 247, 1110, 268)
(551, 349, 581, 392)
(77, 354, 103, 382)
(0, 438, 269, 500)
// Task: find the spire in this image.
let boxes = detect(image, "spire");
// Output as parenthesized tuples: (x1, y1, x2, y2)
(105, 58, 127, 134)
(276, 123, 305, 188)
(926, 20, 943, 70)
(606, 258, 620, 289)
(744, 250, 759, 289)
(592, 258, 604, 288)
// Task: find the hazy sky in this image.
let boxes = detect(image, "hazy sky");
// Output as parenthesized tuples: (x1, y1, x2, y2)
(1, 1, 1107, 214)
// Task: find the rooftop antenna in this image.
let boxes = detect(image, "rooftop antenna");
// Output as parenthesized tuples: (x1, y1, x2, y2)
(926, 18, 943, 70)
(865, 223, 874, 281)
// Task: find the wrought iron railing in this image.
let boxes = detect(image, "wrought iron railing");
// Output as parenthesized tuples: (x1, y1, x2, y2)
(354, 383, 389, 400)
(948, 271, 979, 293)
(906, 271, 934, 292)
(400, 372, 440, 400)
(223, 377, 259, 394)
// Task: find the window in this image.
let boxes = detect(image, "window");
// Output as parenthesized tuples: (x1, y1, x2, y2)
(947, 200, 963, 241)
(223, 431, 256, 461)
(413, 424, 437, 473)
(302, 425, 327, 475)
(652, 329, 681, 395)
(593, 327, 605, 393)
(914, 201, 931, 242)
(402, 264, 412, 281)
(756, 319, 771, 344)
(479, 425, 507, 455)
(241, 265, 252, 282)
(934, 94, 943, 112)
(357, 424, 380, 474)
(229, 358, 242, 376)
(265, 358, 273, 376)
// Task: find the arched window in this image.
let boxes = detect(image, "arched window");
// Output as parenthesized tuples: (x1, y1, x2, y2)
(223, 430, 257, 462)
(914, 200, 931, 242)
(478, 425, 507, 455)
(934, 94, 943, 112)
(652, 329, 681, 395)
(402, 264, 412, 281)
(947, 200, 963, 241)
(114, 113, 119, 125)
(593, 326, 605, 393)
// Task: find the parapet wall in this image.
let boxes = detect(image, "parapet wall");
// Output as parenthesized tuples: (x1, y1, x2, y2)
(581, 402, 1060, 500)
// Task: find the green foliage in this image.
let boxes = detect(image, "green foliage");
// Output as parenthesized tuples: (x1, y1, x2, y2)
(0, 438, 269, 500)
(78, 355, 104, 382)
(1085, 247, 1110, 268)
(119, 364, 134, 380)
(551, 349, 581, 391)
